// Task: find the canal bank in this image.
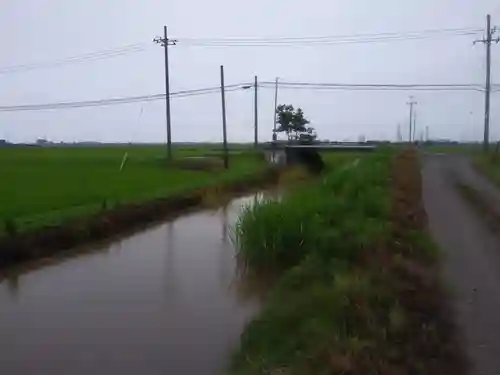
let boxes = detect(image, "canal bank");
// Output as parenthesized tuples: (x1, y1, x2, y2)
(0, 167, 283, 271)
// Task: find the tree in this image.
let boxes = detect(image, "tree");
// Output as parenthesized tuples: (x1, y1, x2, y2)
(275, 104, 316, 142)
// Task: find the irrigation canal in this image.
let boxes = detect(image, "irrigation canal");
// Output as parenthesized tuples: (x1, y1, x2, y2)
(0, 193, 270, 375)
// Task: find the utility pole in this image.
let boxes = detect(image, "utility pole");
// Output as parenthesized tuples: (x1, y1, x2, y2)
(425, 126, 429, 142)
(254, 76, 258, 148)
(413, 110, 417, 142)
(273, 77, 279, 141)
(474, 14, 499, 152)
(397, 124, 402, 142)
(220, 65, 229, 169)
(406, 96, 417, 143)
(153, 26, 177, 160)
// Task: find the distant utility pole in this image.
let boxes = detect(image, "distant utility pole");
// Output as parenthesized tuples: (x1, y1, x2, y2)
(397, 124, 402, 142)
(273, 77, 279, 141)
(153, 26, 177, 160)
(254, 76, 259, 148)
(220, 65, 229, 169)
(413, 110, 417, 142)
(474, 14, 499, 152)
(425, 126, 429, 142)
(406, 96, 417, 142)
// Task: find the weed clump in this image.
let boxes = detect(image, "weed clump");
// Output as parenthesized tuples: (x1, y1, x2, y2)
(234, 154, 391, 271)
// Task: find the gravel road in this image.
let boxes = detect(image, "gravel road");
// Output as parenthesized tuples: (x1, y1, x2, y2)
(422, 154, 500, 375)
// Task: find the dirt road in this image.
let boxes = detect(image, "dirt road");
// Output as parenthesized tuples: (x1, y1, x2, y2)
(422, 154, 500, 375)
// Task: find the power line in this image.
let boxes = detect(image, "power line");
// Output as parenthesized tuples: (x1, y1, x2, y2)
(0, 84, 250, 112)
(176, 27, 481, 42)
(259, 81, 490, 91)
(0, 43, 150, 75)
(0, 26, 484, 76)
(261, 81, 485, 87)
(1, 79, 492, 113)
(176, 28, 482, 47)
(177, 34, 478, 47)
(268, 85, 485, 92)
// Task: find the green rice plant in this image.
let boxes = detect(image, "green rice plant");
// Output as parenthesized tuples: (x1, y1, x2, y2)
(0, 146, 267, 235)
(233, 195, 326, 270)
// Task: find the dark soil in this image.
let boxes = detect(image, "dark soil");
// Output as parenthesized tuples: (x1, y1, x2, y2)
(346, 149, 465, 375)
(382, 149, 466, 375)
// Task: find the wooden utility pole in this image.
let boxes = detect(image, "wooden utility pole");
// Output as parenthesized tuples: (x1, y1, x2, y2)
(153, 26, 177, 160)
(273, 77, 279, 141)
(475, 15, 499, 152)
(220, 65, 229, 169)
(254, 76, 259, 148)
(413, 110, 417, 142)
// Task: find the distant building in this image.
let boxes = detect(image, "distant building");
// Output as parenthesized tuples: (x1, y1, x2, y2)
(36, 138, 49, 146)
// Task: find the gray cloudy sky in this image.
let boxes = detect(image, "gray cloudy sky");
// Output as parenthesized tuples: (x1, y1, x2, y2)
(1, 0, 500, 143)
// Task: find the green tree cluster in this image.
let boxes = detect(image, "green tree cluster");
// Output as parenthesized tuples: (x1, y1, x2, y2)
(275, 105, 316, 143)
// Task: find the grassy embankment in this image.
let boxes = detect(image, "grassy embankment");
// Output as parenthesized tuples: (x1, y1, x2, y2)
(0, 146, 265, 235)
(474, 152, 500, 186)
(231, 149, 463, 375)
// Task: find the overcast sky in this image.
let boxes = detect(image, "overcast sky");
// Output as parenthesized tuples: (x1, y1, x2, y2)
(0, 0, 500, 143)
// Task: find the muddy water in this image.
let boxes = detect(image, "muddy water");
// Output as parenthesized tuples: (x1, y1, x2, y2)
(0, 195, 266, 375)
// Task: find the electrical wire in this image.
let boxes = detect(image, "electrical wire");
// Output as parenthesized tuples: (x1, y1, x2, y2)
(2, 79, 494, 112)
(0, 43, 150, 75)
(259, 81, 487, 92)
(177, 27, 481, 41)
(177, 35, 478, 47)
(273, 85, 484, 92)
(0, 84, 252, 112)
(0, 26, 484, 75)
(260, 81, 484, 87)
(176, 28, 482, 47)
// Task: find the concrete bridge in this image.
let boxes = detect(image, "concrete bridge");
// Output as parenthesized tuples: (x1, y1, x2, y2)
(261, 143, 377, 152)
(262, 143, 376, 172)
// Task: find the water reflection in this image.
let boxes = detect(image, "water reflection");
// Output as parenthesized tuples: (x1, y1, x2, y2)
(0, 193, 266, 375)
(218, 204, 233, 288)
(5, 273, 20, 301)
(164, 221, 178, 301)
(222, 203, 229, 244)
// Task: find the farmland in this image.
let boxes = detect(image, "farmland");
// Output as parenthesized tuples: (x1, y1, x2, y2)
(0, 145, 265, 235)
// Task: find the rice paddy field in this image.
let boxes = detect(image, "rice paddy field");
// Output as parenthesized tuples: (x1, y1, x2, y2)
(0, 145, 264, 234)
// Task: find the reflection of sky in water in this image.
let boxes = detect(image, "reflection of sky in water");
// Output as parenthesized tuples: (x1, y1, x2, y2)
(0, 193, 264, 375)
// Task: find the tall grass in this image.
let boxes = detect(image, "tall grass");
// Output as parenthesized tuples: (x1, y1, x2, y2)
(230, 151, 402, 375)
(233, 153, 391, 271)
